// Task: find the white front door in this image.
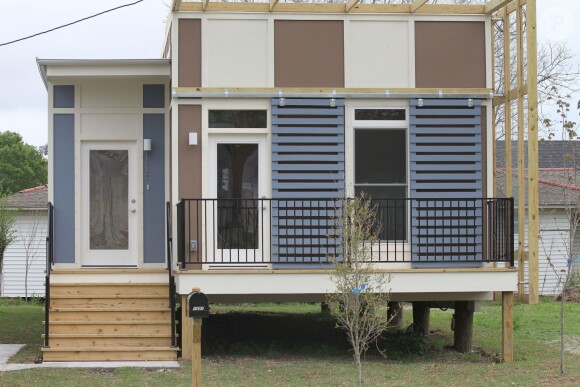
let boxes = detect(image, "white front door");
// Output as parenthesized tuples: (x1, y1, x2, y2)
(81, 142, 138, 267)
(207, 134, 270, 266)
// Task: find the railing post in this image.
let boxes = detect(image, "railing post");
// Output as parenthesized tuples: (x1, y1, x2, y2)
(509, 198, 515, 268)
(166, 202, 176, 347)
(44, 202, 54, 348)
(177, 201, 185, 269)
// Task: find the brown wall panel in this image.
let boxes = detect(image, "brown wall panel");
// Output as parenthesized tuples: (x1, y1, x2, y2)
(178, 105, 202, 264)
(415, 22, 486, 88)
(178, 19, 201, 87)
(275, 20, 344, 88)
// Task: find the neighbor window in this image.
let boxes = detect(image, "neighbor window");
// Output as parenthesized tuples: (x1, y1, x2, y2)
(209, 110, 267, 128)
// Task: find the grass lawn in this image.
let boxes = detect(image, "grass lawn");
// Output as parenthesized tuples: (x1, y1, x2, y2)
(0, 298, 579, 386)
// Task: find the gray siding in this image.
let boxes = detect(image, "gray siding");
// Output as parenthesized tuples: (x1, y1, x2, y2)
(53, 114, 75, 263)
(271, 98, 344, 266)
(143, 114, 165, 263)
(409, 99, 483, 267)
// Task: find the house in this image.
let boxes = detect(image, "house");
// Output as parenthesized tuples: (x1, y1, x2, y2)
(1, 185, 48, 298)
(36, 0, 539, 363)
(496, 141, 580, 296)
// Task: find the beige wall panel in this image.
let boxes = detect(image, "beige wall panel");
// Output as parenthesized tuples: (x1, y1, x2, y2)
(415, 21, 486, 88)
(178, 105, 202, 265)
(275, 20, 344, 88)
(347, 21, 410, 88)
(79, 81, 137, 109)
(80, 114, 138, 140)
(178, 19, 202, 87)
(206, 19, 269, 87)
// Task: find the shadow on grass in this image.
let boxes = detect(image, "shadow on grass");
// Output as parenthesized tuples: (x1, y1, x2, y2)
(199, 311, 451, 361)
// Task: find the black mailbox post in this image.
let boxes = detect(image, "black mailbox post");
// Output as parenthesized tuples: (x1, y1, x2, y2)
(187, 291, 210, 318)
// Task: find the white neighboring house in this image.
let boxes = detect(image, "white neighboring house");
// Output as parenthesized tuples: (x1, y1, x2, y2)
(1, 185, 48, 298)
(497, 169, 580, 296)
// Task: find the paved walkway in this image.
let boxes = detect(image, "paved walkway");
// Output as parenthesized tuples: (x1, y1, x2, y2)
(0, 345, 180, 372)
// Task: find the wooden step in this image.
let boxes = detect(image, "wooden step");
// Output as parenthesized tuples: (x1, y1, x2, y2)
(49, 309, 171, 322)
(51, 283, 169, 297)
(50, 297, 169, 309)
(41, 346, 178, 362)
(47, 321, 172, 335)
(42, 334, 174, 348)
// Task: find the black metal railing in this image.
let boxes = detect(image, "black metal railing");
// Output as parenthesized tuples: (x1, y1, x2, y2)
(44, 202, 54, 347)
(166, 202, 176, 348)
(176, 198, 514, 267)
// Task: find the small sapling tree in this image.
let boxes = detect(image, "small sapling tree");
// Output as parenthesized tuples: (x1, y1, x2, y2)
(327, 194, 391, 387)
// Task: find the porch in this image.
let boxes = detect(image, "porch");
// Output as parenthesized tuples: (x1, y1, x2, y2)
(174, 197, 515, 270)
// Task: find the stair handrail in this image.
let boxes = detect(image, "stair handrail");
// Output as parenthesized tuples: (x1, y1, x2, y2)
(166, 201, 177, 348)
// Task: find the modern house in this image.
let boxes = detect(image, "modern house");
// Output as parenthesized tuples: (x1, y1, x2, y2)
(1, 185, 48, 298)
(36, 0, 539, 363)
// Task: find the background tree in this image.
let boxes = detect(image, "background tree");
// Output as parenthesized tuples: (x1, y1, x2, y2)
(327, 195, 391, 387)
(0, 131, 47, 196)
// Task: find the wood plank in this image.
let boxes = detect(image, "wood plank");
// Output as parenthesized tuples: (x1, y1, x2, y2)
(50, 269, 167, 274)
(486, 0, 514, 15)
(202, 0, 209, 12)
(192, 319, 202, 387)
(174, 87, 493, 96)
(410, 0, 429, 13)
(181, 294, 193, 360)
(526, 0, 540, 305)
(50, 310, 170, 322)
(48, 322, 171, 335)
(269, 0, 279, 12)
(502, 291, 514, 363)
(176, 2, 484, 14)
(46, 336, 172, 348)
(503, 7, 513, 210)
(345, 0, 361, 13)
(50, 298, 169, 309)
(493, 0, 526, 17)
(41, 347, 178, 362)
(516, 0, 526, 298)
(51, 285, 169, 297)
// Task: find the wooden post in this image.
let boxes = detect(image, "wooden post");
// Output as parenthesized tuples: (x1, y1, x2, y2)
(503, 5, 512, 203)
(412, 302, 429, 335)
(192, 318, 202, 387)
(181, 294, 193, 360)
(454, 301, 474, 353)
(502, 291, 514, 363)
(321, 302, 330, 314)
(516, 0, 526, 299)
(387, 302, 403, 327)
(526, 0, 540, 305)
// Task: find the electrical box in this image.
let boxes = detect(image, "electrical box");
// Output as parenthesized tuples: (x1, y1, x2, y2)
(190, 240, 198, 251)
(187, 291, 210, 318)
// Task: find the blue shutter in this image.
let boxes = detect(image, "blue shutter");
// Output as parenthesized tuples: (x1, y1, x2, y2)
(409, 99, 483, 267)
(271, 98, 345, 267)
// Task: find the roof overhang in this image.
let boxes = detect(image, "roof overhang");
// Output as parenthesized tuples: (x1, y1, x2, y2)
(36, 59, 171, 89)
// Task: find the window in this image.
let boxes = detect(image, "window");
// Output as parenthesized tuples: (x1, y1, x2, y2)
(209, 110, 267, 128)
(353, 108, 408, 241)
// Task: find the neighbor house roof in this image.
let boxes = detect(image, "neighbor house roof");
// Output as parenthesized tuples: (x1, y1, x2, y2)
(3, 185, 48, 210)
(496, 169, 580, 208)
(495, 140, 580, 169)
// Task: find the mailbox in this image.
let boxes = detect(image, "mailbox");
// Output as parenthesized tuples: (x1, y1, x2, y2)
(187, 291, 210, 318)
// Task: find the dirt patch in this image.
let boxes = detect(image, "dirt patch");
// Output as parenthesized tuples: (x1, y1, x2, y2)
(546, 335, 580, 355)
(553, 284, 580, 302)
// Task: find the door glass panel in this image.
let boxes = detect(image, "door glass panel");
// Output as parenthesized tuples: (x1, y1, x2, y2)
(90, 150, 129, 250)
(217, 144, 259, 249)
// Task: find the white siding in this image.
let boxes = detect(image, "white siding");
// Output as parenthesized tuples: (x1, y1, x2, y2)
(515, 210, 572, 296)
(1, 212, 47, 298)
(205, 19, 270, 87)
(346, 21, 411, 88)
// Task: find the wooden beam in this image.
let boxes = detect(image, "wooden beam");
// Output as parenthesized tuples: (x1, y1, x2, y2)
(493, 0, 526, 17)
(486, 0, 514, 15)
(345, 0, 361, 13)
(410, 0, 429, 13)
(181, 295, 193, 359)
(202, 0, 209, 12)
(269, 0, 279, 12)
(502, 291, 514, 363)
(174, 87, 493, 96)
(172, 0, 182, 12)
(526, 0, 540, 305)
(516, 0, 526, 299)
(492, 18, 497, 197)
(176, 2, 485, 14)
(504, 7, 513, 203)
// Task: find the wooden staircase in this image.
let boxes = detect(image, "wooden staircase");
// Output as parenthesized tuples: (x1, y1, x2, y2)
(42, 283, 178, 361)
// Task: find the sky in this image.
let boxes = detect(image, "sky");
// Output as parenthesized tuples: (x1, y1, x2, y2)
(0, 0, 579, 147)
